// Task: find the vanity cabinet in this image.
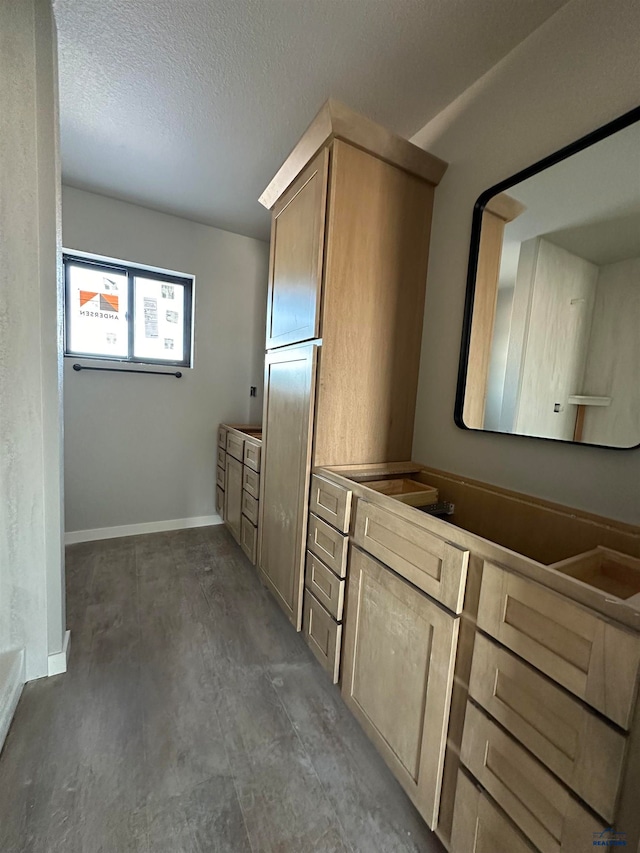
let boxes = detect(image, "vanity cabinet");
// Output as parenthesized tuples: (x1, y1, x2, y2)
(257, 99, 447, 630)
(217, 424, 262, 565)
(341, 546, 459, 829)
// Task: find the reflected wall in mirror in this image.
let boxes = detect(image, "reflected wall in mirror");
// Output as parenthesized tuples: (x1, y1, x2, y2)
(457, 107, 640, 449)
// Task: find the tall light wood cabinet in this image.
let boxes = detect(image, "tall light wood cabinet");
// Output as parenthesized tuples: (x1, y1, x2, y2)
(257, 99, 447, 629)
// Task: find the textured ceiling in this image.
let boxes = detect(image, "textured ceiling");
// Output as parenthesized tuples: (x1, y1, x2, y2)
(54, 0, 569, 240)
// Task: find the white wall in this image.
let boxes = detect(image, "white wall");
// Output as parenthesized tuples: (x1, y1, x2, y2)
(411, 0, 640, 524)
(62, 187, 268, 534)
(0, 0, 65, 685)
(582, 258, 640, 448)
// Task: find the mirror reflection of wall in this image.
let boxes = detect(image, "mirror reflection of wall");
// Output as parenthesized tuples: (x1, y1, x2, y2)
(461, 112, 640, 449)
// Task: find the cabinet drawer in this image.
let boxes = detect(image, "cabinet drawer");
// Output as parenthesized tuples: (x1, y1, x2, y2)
(240, 515, 257, 565)
(216, 485, 224, 516)
(353, 499, 469, 614)
(242, 466, 260, 499)
(226, 432, 244, 462)
(303, 591, 342, 684)
(477, 562, 640, 729)
(451, 770, 535, 853)
(461, 703, 605, 853)
(216, 446, 226, 469)
(243, 440, 261, 473)
(242, 490, 259, 526)
(218, 426, 227, 449)
(304, 551, 345, 621)
(307, 513, 348, 578)
(309, 474, 352, 533)
(469, 633, 626, 822)
(216, 465, 225, 490)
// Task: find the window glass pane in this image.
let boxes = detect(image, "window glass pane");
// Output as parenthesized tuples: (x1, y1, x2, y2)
(133, 277, 186, 362)
(67, 264, 129, 357)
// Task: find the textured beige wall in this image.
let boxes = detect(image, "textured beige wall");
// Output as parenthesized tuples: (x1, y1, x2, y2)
(0, 0, 65, 680)
(62, 187, 269, 533)
(411, 0, 640, 524)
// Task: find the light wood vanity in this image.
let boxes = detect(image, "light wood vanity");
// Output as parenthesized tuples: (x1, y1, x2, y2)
(217, 424, 262, 564)
(308, 462, 640, 852)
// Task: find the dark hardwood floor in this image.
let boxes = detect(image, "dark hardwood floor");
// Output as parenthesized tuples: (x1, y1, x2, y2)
(0, 526, 444, 852)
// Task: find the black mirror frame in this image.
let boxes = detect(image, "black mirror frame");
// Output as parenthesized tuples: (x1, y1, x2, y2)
(454, 104, 640, 450)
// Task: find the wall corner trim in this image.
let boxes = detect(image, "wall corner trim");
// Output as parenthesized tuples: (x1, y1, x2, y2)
(64, 515, 223, 545)
(0, 649, 25, 753)
(47, 630, 71, 677)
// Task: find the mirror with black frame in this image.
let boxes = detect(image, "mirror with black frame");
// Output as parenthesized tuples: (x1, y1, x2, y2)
(456, 106, 640, 449)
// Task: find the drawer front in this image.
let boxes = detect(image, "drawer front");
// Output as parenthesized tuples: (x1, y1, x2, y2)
(353, 499, 469, 614)
(304, 551, 345, 621)
(242, 490, 259, 526)
(226, 432, 244, 462)
(307, 513, 348, 578)
(451, 770, 535, 853)
(242, 466, 260, 499)
(303, 591, 342, 684)
(215, 485, 224, 516)
(477, 561, 640, 729)
(216, 465, 225, 490)
(469, 633, 626, 822)
(216, 446, 226, 469)
(240, 515, 257, 565)
(243, 440, 261, 473)
(461, 703, 605, 853)
(218, 425, 227, 449)
(309, 474, 352, 533)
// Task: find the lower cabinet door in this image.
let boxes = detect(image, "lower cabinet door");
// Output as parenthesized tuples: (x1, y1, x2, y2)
(225, 455, 243, 543)
(341, 546, 459, 829)
(451, 770, 535, 853)
(259, 343, 318, 630)
(215, 486, 224, 516)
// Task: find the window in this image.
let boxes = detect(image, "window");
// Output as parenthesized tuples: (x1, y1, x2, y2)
(63, 254, 194, 367)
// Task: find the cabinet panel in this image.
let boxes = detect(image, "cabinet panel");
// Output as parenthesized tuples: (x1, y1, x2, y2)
(265, 148, 329, 349)
(451, 770, 535, 853)
(241, 490, 259, 526)
(240, 515, 257, 565)
(303, 592, 342, 683)
(215, 485, 224, 516)
(304, 551, 345, 620)
(477, 562, 640, 729)
(226, 433, 244, 463)
(259, 344, 318, 630)
(469, 633, 626, 822)
(225, 455, 243, 543)
(307, 513, 348, 578)
(342, 546, 459, 829)
(243, 440, 261, 473)
(309, 474, 352, 533)
(353, 499, 469, 614)
(216, 446, 226, 469)
(216, 465, 225, 490)
(217, 425, 227, 449)
(242, 467, 260, 499)
(461, 702, 605, 853)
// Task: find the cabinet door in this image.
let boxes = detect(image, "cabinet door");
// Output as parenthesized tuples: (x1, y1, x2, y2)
(265, 148, 329, 349)
(341, 546, 459, 829)
(225, 455, 243, 543)
(258, 344, 318, 629)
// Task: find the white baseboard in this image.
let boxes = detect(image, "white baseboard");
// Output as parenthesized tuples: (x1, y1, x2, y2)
(48, 630, 71, 677)
(0, 649, 25, 754)
(65, 514, 223, 545)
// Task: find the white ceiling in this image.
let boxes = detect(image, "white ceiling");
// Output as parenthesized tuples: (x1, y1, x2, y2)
(54, 0, 569, 241)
